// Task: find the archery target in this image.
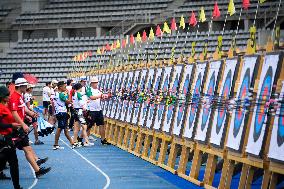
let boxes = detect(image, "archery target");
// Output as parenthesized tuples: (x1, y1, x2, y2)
(132, 69, 148, 125)
(210, 58, 238, 147)
(120, 71, 134, 121)
(162, 64, 183, 132)
(172, 64, 194, 136)
(268, 81, 284, 162)
(115, 72, 129, 120)
(109, 72, 121, 118)
(126, 70, 141, 123)
(144, 68, 163, 128)
(183, 62, 207, 139)
(195, 60, 222, 142)
(104, 73, 115, 117)
(246, 54, 281, 156)
(226, 55, 259, 151)
(153, 66, 173, 130)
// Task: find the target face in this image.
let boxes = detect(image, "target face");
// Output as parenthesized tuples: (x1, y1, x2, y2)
(254, 67, 272, 142)
(216, 70, 232, 133)
(177, 75, 190, 125)
(233, 68, 250, 137)
(188, 73, 202, 129)
(201, 72, 215, 130)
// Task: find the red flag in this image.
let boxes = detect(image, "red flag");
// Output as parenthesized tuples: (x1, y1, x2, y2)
(142, 30, 147, 42)
(189, 11, 197, 27)
(122, 39, 126, 48)
(243, 0, 250, 10)
(130, 34, 135, 45)
(171, 18, 177, 31)
(88, 51, 92, 56)
(156, 25, 162, 37)
(212, 1, 221, 19)
(112, 41, 117, 49)
(105, 43, 111, 51)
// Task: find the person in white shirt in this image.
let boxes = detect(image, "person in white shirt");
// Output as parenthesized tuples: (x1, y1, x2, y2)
(25, 84, 44, 145)
(42, 82, 51, 119)
(86, 77, 110, 145)
(48, 80, 58, 125)
(72, 83, 92, 147)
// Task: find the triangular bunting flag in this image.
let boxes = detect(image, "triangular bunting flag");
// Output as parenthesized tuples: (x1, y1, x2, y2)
(199, 7, 206, 23)
(213, 1, 221, 19)
(189, 11, 197, 27)
(142, 30, 147, 42)
(112, 41, 116, 49)
(228, 0, 236, 16)
(116, 39, 120, 48)
(156, 25, 162, 37)
(260, 0, 266, 3)
(105, 43, 111, 51)
(130, 34, 135, 45)
(149, 27, 155, 40)
(136, 32, 142, 43)
(163, 22, 171, 34)
(96, 48, 101, 55)
(101, 47, 105, 54)
(171, 18, 177, 31)
(179, 15, 185, 29)
(122, 39, 126, 48)
(243, 0, 250, 10)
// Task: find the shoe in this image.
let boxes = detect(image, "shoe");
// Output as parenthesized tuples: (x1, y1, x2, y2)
(0, 172, 11, 180)
(101, 139, 111, 145)
(35, 167, 51, 178)
(36, 157, 48, 166)
(71, 144, 77, 149)
(53, 145, 64, 150)
(34, 140, 44, 145)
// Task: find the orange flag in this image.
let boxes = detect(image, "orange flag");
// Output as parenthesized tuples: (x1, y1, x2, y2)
(122, 39, 126, 48)
(130, 34, 135, 45)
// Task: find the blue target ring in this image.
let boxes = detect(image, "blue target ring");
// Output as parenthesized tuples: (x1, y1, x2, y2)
(177, 75, 190, 126)
(277, 100, 284, 146)
(188, 73, 202, 129)
(254, 67, 272, 142)
(233, 69, 250, 137)
(216, 70, 232, 134)
(201, 72, 215, 130)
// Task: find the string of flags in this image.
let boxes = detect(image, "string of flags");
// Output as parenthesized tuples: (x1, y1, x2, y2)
(92, 0, 267, 56)
(73, 51, 92, 62)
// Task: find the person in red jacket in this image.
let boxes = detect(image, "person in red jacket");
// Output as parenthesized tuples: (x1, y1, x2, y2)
(0, 86, 22, 189)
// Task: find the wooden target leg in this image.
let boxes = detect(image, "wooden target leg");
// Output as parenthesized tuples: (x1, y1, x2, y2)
(189, 148, 203, 181)
(219, 159, 235, 189)
(128, 129, 136, 151)
(245, 166, 255, 189)
(166, 142, 178, 172)
(269, 172, 278, 189)
(261, 170, 271, 189)
(203, 154, 218, 187)
(122, 127, 130, 148)
(157, 138, 168, 166)
(239, 164, 250, 189)
(177, 145, 190, 175)
(134, 132, 143, 156)
(142, 134, 151, 158)
(117, 125, 125, 146)
(149, 136, 159, 164)
(113, 124, 119, 144)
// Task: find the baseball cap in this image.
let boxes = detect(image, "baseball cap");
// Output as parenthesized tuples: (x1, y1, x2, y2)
(15, 78, 29, 87)
(52, 80, 58, 84)
(90, 77, 99, 83)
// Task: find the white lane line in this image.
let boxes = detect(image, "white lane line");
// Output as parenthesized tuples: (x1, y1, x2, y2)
(26, 153, 38, 189)
(59, 138, 111, 189)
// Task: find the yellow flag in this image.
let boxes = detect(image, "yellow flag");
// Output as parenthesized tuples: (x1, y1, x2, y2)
(116, 39, 120, 48)
(179, 15, 185, 29)
(96, 48, 101, 55)
(199, 7, 206, 23)
(228, 0, 236, 16)
(260, 0, 266, 3)
(149, 27, 155, 41)
(163, 22, 171, 34)
(136, 32, 142, 43)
